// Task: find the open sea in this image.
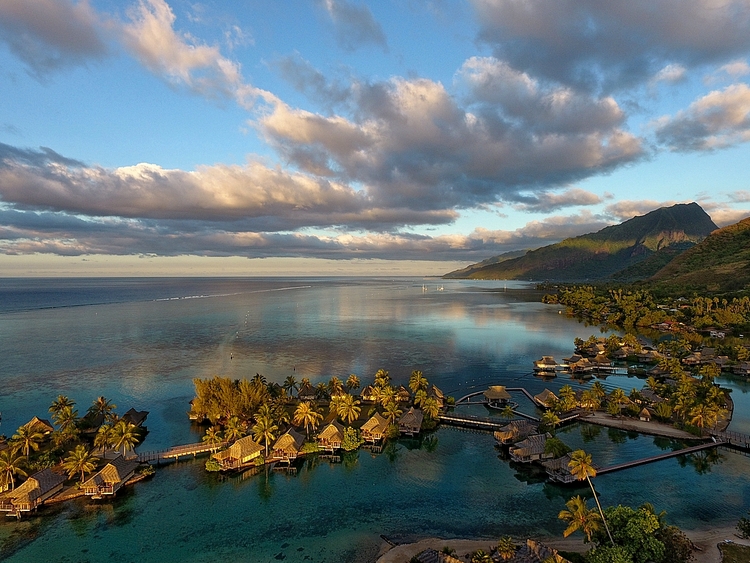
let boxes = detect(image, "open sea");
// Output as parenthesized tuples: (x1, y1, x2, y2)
(1, 277, 750, 563)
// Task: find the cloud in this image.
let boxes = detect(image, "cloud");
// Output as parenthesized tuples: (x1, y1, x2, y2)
(274, 53, 353, 110)
(320, 0, 387, 52)
(654, 83, 750, 151)
(0, 0, 107, 77)
(604, 200, 677, 221)
(471, 0, 750, 93)
(260, 75, 644, 211)
(512, 188, 603, 213)
(120, 0, 276, 107)
(728, 190, 750, 203)
(651, 64, 687, 85)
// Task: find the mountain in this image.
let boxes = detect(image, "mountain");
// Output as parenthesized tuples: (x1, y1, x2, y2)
(443, 249, 529, 279)
(649, 215, 750, 293)
(443, 202, 718, 281)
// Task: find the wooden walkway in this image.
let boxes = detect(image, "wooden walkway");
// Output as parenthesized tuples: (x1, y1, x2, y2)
(138, 442, 227, 463)
(597, 440, 722, 475)
(438, 413, 511, 431)
(711, 429, 750, 451)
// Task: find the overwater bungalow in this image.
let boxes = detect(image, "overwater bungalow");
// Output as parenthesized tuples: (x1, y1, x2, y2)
(494, 420, 538, 445)
(533, 389, 558, 409)
(569, 357, 594, 374)
(637, 349, 662, 363)
(509, 434, 553, 463)
(272, 429, 305, 464)
(399, 407, 424, 436)
(533, 356, 557, 372)
(543, 453, 576, 483)
(360, 385, 377, 402)
(122, 408, 149, 428)
(361, 412, 389, 443)
(395, 385, 412, 403)
(0, 468, 65, 518)
(212, 435, 264, 470)
(20, 416, 54, 436)
(317, 420, 345, 452)
(483, 385, 511, 409)
(82, 455, 140, 499)
(427, 385, 445, 408)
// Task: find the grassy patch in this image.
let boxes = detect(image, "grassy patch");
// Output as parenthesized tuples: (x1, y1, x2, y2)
(718, 542, 750, 563)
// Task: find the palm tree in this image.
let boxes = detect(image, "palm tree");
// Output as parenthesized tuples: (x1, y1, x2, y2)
(579, 390, 600, 412)
(293, 401, 323, 437)
(315, 382, 329, 400)
(540, 411, 561, 433)
(591, 381, 606, 400)
(568, 450, 614, 545)
(282, 375, 298, 394)
(500, 404, 515, 421)
(345, 374, 360, 391)
(11, 425, 44, 460)
(558, 495, 601, 543)
(328, 376, 345, 397)
(414, 389, 427, 407)
(49, 395, 75, 417)
(336, 394, 360, 425)
(383, 400, 402, 426)
(94, 424, 115, 452)
(379, 385, 396, 407)
(373, 369, 390, 388)
(408, 370, 428, 394)
(224, 416, 246, 442)
(0, 449, 27, 491)
(62, 444, 99, 483)
(111, 420, 140, 456)
(252, 415, 278, 458)
(422, 397, 440, 420)
(471, 549, 491, 563)
(202, 426, 224, 452)
(88, 396, 117, 421)
(496, 536, 516, 561)
(53, 405, 80, 433)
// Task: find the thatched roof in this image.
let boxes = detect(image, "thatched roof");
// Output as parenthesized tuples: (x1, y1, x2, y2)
(274, 429, 305, 454)
(534, 389, 558, 407)
(494, 420, 538, 443)
(82, 455, 139, 488)
(361, 412, 389, 434)
(428, 385, 444, 400)
(122, 408, 149, 427)
(360, 385, 377, 401)
(399, 407, 423, 429)
(542, 452, 574, 472)
(3, 468, 65, 504)
(511, 434, 548, 457)
(639, 407, 652, 420)
(214, 435, 263, 462)
(297, 383, 316, 399)
(317, 421, 344, 442)
(484, 385, 511, 401)
(395, 385, 411, 401)
(21, 416, 54, 435)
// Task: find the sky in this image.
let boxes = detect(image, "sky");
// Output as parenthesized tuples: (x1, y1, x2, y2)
(1, 0, 750, 277)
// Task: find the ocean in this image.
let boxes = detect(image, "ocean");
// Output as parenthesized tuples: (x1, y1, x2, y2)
(1, 277, 749, 562)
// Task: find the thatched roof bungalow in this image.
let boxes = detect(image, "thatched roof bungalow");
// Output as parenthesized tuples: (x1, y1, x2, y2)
(639, 407, 652, 422)
(0, 468, 65, 517)
(399, 407, 423, 436)
(494, 420, 539, 445)
(510, 434, 553, 463)
(122, 408, 149, 427)
(297, 383, 316, 402)
(483, 385, 511, 407)
(427, 384, 445, 408)
(20, 416, 54, 436)
(317, 420, 345, 452)
(360, 385, 377, 402)
(395, 385, 411, 403)
(82, 455, 140, 498)
(272, 429, 305, 464)
(361, 412, 389, 443)
(533, 389, 558, 409)
(533, 356, 557, 372)
(212, 436, 263, 470)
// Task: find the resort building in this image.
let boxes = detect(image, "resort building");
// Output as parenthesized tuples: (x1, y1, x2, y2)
(359, 385, 377, 402)
(20, 416, 54, 436)
(317, 421, 345, 452)
(395, 385, 412, 403)
(533, 356, 557, 372)
(484, 385, 512, 409)
(297, 383, 316, 402)
(272, 429, 305, 464)
(399, 407, 424, 436)
(212, 435, 264, 470)
(122, 408, 149, 428)
(533, 389, 558, 409)
(361, 412, 389, 443)
(639, 408, 652, 422)
(81, 455, 140, 499)
(0, 468, 65, 518)
(494, 420, 539, 446)
(543, 453, 577, 484)
(427, 385, 445, 408)
(509, 434, 554, 463)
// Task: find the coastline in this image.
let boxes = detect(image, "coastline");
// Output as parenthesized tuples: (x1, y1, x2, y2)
(375, 525, 750, 563)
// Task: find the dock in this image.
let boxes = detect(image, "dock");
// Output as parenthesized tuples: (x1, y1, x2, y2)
(138, 442, 227, 464)
(597, 440, 723, 475)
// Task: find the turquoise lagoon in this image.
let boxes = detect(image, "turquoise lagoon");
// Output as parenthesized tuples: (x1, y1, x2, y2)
(1, 277, 749, 562)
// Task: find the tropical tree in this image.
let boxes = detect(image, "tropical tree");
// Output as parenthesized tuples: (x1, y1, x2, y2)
(558, 495, 601, 543)
(496, 536, 516, 560)
(540, 411, 561, 434)
(0, 449, 27, 491)
(580, 390, 601, 412)
(470, 549, 491, 563)
(568, 450, 614, 545)
(422, 397, 440, 421)
(591, 381, 607, 400)
(383, 401, 402, 426)
(414, 389, 428, 407)
(224, 416, 246, 442)
(373, 369, 390, 388)
(328, 376, 345, 397)
(11, 425, 44, 460)
(337, 394, 362, 425)
(53, 405, 80, 433)
(94, 424, 115, 451)
(252, 373, 267, 386)
(202, 426, 224, 452)
(500, 404, 515, 421)
(408, 370, 428, 394)
(49, 395, 75, 417)
(62, 445, 99, 483)
(88, 396, 117, 421)
(282, 375, 298, 394)
(345, 374, 360, 391)
(378, 385, 396, 407)
(111, 420, 140, 456)
(253, 415, 278, 458)
(315, 382, 329, 400)
(293, 401, 323, 437)
(559, 385, 577, 411)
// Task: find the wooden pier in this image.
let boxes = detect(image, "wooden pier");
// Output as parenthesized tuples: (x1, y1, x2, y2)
(138, 442, 227, 464)
(438, 413, 511, 431)
(597, 440, 723, 475)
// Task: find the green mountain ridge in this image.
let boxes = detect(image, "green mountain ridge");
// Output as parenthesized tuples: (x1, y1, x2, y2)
(444, 202, 718, 281)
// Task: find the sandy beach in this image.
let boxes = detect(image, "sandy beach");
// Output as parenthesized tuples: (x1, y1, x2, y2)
(375, 525, 750, 563)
